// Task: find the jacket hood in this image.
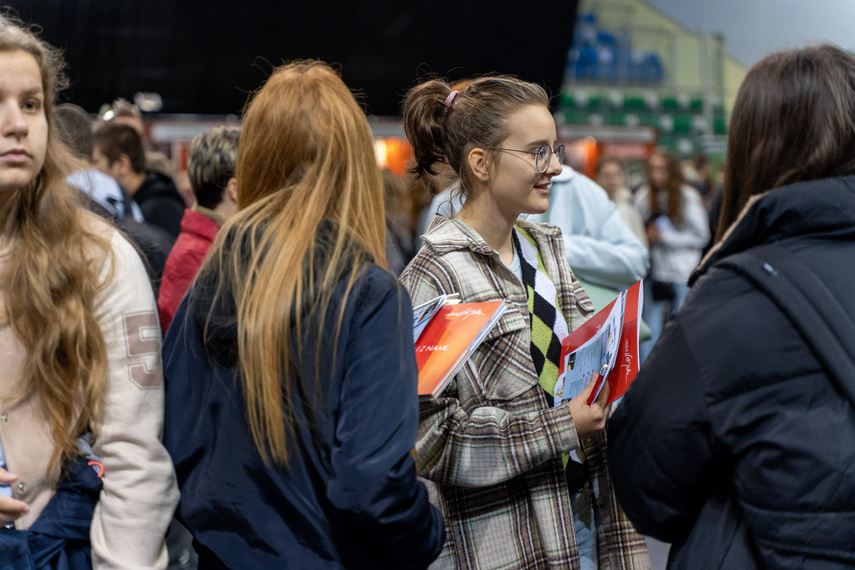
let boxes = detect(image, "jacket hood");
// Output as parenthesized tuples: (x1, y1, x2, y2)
(189, 246, 239, 367)
(180, 208, 220, 242)
(422, 216, 562, 257)
(690, 175, 855, 285)
(188, 220, 367, 367)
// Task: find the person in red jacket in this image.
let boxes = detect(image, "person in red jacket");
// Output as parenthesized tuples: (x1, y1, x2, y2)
(158, 126, 240, 331)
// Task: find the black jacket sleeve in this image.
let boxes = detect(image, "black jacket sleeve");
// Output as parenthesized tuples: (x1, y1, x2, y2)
(139, 197, 184, 239)
(607, 316, 724, 543)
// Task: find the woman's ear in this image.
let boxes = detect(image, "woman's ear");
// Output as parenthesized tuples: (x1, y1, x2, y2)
(226, 177, 238, 204)
(115, 153, 133, 176)
(467, 148, 491, 182)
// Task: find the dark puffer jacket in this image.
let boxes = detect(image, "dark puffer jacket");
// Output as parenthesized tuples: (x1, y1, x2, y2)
(133, 169, 185, 239)
(607, 176, 855, 569)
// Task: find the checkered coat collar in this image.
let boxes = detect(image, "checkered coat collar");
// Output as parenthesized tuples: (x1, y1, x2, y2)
(422, 215, 564, 257)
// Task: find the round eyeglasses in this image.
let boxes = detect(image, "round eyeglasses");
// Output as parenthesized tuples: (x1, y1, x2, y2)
(491, 143, 566, 173)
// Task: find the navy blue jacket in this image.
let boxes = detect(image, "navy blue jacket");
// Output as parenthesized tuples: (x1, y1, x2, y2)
(608, 176, 855, 568)
(162, 245, 445, 568)
(0, 455, 100, 570)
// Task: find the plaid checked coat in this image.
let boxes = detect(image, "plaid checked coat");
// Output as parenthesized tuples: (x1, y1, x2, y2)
(400, 217, 650, 570)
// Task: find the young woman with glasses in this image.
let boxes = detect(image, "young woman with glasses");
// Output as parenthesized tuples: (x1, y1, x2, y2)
(400, 76, 649, 570)
(161, 61, 445, 568)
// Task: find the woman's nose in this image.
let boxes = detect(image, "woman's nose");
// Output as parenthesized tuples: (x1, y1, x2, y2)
(545, 150, 563, 177)
(1, 105, 28, 139)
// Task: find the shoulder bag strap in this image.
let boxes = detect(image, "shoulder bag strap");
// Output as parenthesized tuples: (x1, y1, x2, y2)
(716, 244, 855, 410)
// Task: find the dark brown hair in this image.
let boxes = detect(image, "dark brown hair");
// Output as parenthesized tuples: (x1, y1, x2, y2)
(402, 75, 549, 197)
(646, 149, 685, 224)
(719, 44, 855, 240)
(92, 122, 146, 173)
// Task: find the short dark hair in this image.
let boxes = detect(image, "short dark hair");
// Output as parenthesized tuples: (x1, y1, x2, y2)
(54, 103, 93, 160)
(187, 126, 240, 209)
(720, 44, 855, 240)
(92, 122, 146, 173)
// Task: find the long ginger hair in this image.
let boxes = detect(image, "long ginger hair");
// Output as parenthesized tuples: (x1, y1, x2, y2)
(201, 61, 387, 465)
(0, 16, 111, 473)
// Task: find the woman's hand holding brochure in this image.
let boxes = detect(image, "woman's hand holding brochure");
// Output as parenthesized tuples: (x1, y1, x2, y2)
(567, 372, 612, 439)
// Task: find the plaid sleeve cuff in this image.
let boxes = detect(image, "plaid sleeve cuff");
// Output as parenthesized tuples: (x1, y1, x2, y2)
(544, 401, 580, 455)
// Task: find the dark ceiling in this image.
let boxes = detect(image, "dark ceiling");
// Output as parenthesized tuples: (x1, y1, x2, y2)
(8, 1, 578, 117)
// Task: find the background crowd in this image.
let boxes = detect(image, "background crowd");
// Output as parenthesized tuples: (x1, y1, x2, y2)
(0, 9, 852, 570)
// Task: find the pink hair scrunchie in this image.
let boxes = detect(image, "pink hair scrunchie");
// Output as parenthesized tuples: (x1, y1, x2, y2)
(445, 90, 459, 108)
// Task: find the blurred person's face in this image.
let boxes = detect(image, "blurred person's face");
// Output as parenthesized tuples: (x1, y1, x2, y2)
(649, 155, 669, 188)
(92, 145, 122, 181)
(0, 50, 48, 195)
(596, 162, 625, 196)
(92, 146, 110, 173)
